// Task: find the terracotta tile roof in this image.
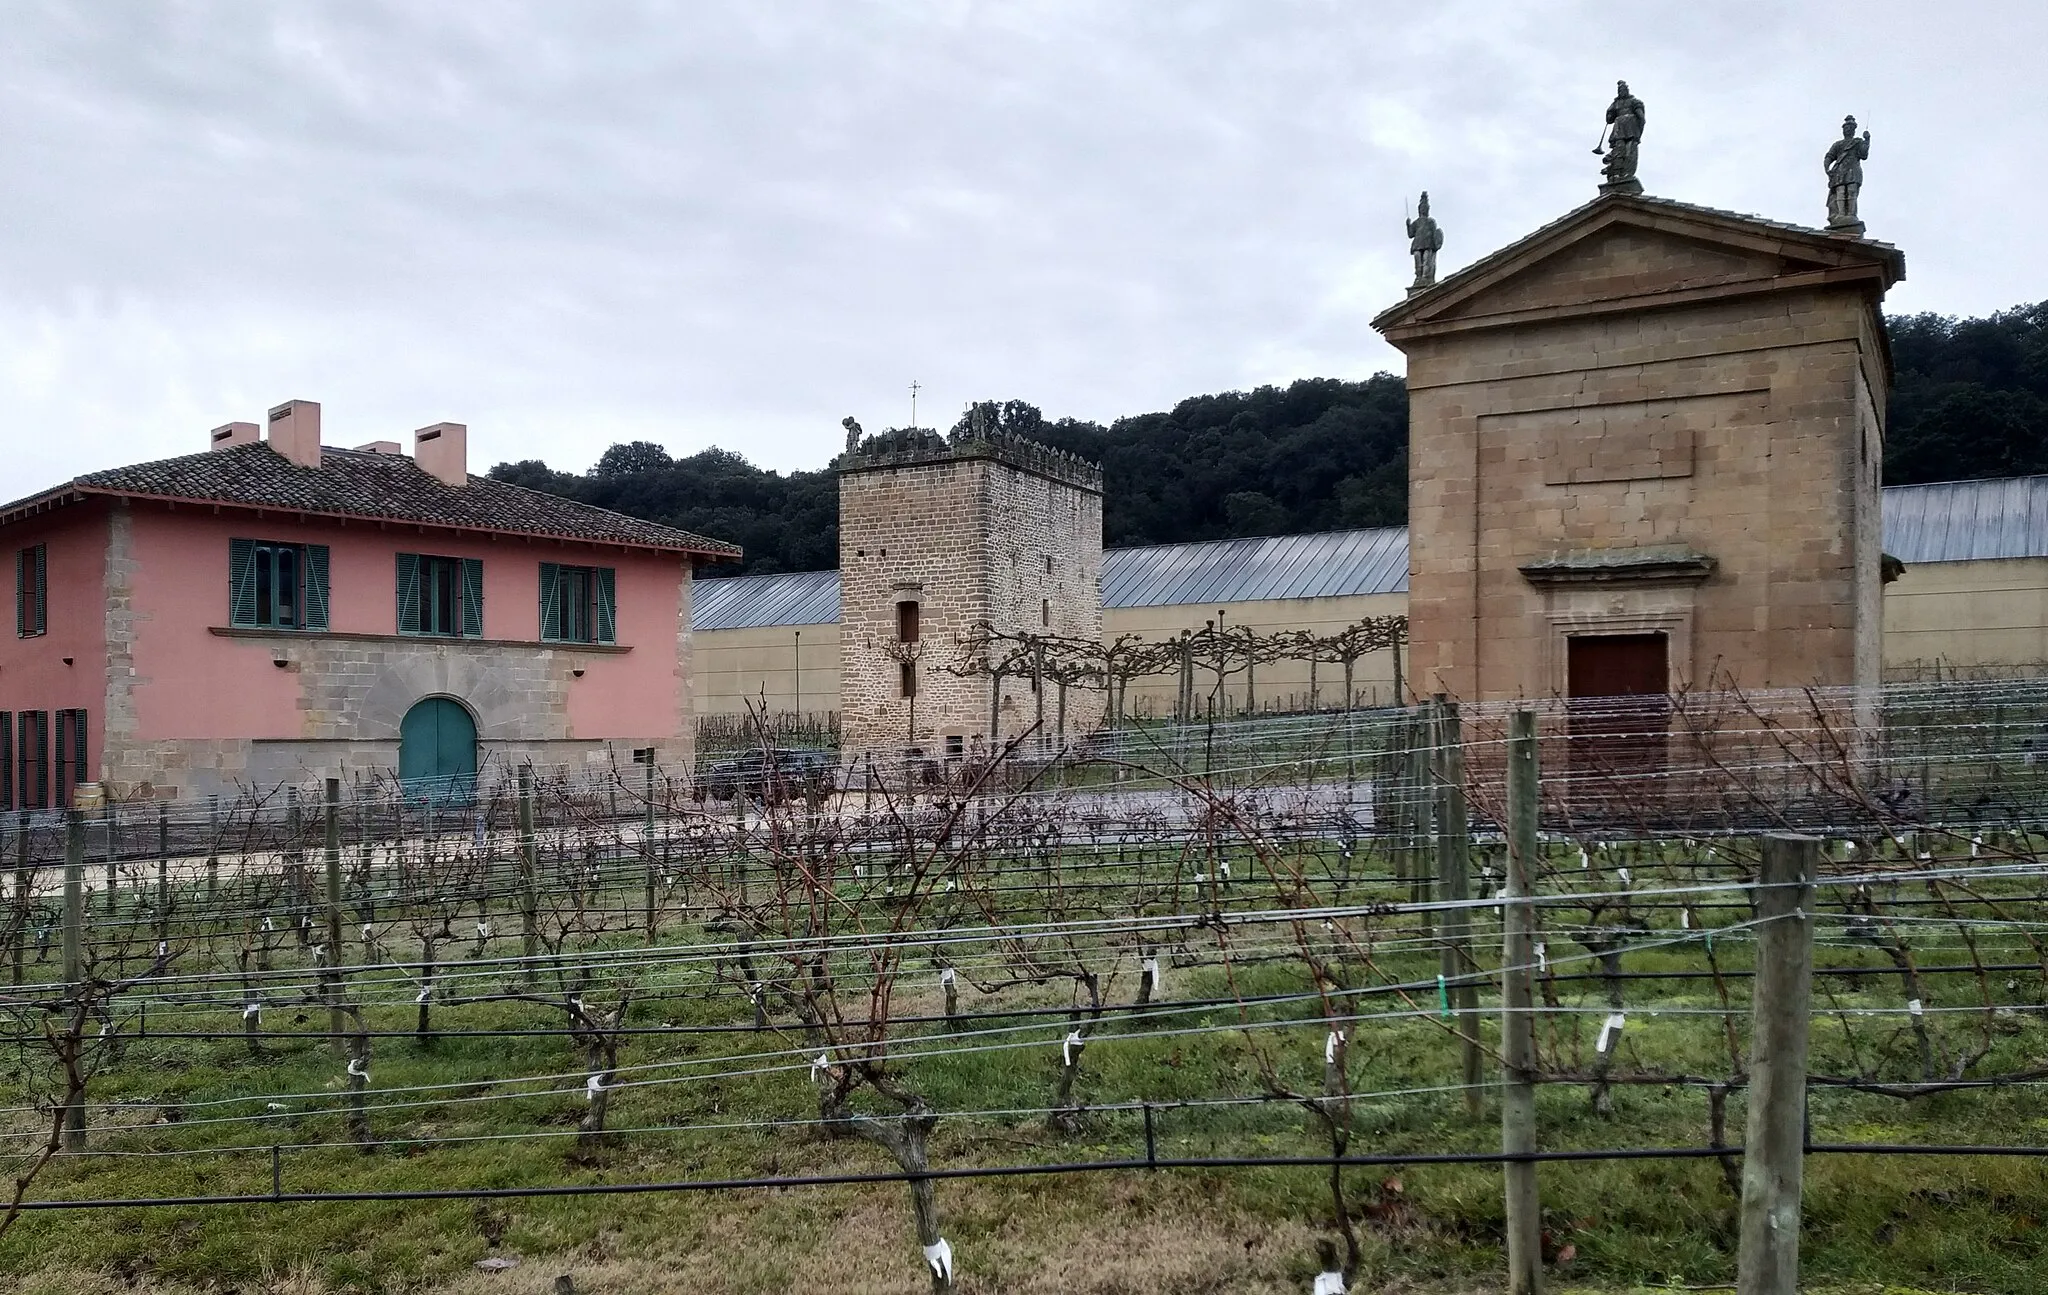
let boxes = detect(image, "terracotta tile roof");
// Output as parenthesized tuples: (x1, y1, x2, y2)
(5, 442, 740, 557)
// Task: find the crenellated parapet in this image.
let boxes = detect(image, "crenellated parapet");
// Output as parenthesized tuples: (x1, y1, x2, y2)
(839, 427, 1104, 495)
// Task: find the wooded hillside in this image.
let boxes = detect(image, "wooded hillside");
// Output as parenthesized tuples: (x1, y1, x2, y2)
(488, 304, 2046, 576)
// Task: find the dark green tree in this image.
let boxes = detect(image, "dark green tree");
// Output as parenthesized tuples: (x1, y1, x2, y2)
(486, 303, 2048, 576)
(1885, 303, 2048, 483)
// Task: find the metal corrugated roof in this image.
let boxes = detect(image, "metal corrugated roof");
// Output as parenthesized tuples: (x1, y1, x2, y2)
(692, 569, 841, 630)
(1101, 528, 1409, 608)
(692, 528, 1408, 629)
(1882, 476, 2048, 564)
(690, 477, 2048, 629)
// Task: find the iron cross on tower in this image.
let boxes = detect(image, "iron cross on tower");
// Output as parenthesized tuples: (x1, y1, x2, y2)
(909, 380, 920, 429)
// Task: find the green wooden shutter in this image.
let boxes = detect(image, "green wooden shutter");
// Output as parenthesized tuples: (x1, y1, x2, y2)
(23, 712, 48, 809)
(52, 713, 67, 806)
(303, 545, 331, 631)
(53, 710, 81, 809)
(228, 538, 259, 627)
(395, 553, 422, 634)
(461, 558, 484, 637)
(18, 545, 49, 635)
(594, 567, 617, 644)
(0, 711, 11, 811)
(538, 562, 562, 641)
(69, 709, 87, 792)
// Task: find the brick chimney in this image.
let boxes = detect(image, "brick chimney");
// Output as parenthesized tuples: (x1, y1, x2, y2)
(266, 400, 324, 469)
(414, 422, 468, 487)
(209, 421, 260, 451)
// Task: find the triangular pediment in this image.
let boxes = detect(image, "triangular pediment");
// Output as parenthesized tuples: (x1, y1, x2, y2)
(1433, 225, 1797, 319)
(1373, 194, 1905, 341)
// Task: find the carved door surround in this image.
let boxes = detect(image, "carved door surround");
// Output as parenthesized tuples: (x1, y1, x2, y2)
(1520, 547, 1716, 697)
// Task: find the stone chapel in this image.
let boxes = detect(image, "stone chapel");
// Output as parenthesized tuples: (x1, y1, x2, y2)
(1373, 193, 1905, 704)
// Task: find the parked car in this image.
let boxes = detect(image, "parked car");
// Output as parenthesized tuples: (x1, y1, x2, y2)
(694, 748, 839, 804)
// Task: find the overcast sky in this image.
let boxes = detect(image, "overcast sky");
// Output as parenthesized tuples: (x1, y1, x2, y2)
(3, 1, 2042, 498)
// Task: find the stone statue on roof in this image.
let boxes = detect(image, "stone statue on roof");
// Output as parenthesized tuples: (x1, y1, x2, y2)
(841, 415, 863, 454)
(1824, 115, 1872, 235)
(1598, 80, 1646, 195)
(1406, 191, 1443, 291)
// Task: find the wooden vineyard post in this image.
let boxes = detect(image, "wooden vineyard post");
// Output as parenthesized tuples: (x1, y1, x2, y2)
(643, 757, 658, 945)
(1433, 697, 1481, 1117)
(517, 765, 539, 989)
(1737, 834, 1818, 1295)
(102, 800, 117, 916)
(324, 778, 347, 1055)
(11, 812, 27, 986)
(286, 787, 304, 943)
(206, 795, 220, 903)
(62, 809, 86, 1151)
(155, 802, 170, 947)
(1380, 717, 1406, 888)
(1502, 709, 1542, 1295)
(1407, 713, 1435, 929)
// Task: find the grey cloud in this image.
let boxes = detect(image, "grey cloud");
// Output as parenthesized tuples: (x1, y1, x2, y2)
(1, 0, 2042, 497)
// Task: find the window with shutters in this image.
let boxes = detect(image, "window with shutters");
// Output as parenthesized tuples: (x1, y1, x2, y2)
(0, 711, 12, 812)
(538, 562, 616, 644)
(16, 711, 49, 811)
(52, 708, 86, 809)
(228, 539, 330, 630)
(398, 554, 482, 637)
(15, 544, 46, 638)
(896, 600, 919, 644)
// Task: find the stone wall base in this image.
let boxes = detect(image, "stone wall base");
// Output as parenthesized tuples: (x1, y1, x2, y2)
(104, 736, 691, 802)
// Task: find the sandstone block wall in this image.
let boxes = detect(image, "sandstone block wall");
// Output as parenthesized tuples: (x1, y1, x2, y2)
(103, 626, 687, 800)
(1383, 203, 1898, 702)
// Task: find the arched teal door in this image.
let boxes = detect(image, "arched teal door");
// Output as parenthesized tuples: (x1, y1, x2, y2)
(399, 697, 477, 796)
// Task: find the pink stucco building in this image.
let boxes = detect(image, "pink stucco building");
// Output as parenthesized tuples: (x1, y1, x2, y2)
(1, 400, 737, 804)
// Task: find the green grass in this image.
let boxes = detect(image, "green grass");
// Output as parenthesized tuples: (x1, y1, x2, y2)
(3, 836, 2046, 1293)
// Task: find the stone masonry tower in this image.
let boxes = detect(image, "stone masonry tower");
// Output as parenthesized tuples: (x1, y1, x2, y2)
(837, 425, 1104, 761)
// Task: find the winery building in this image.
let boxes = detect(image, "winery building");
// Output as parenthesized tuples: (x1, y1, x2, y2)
(1, 400, 736, 804)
